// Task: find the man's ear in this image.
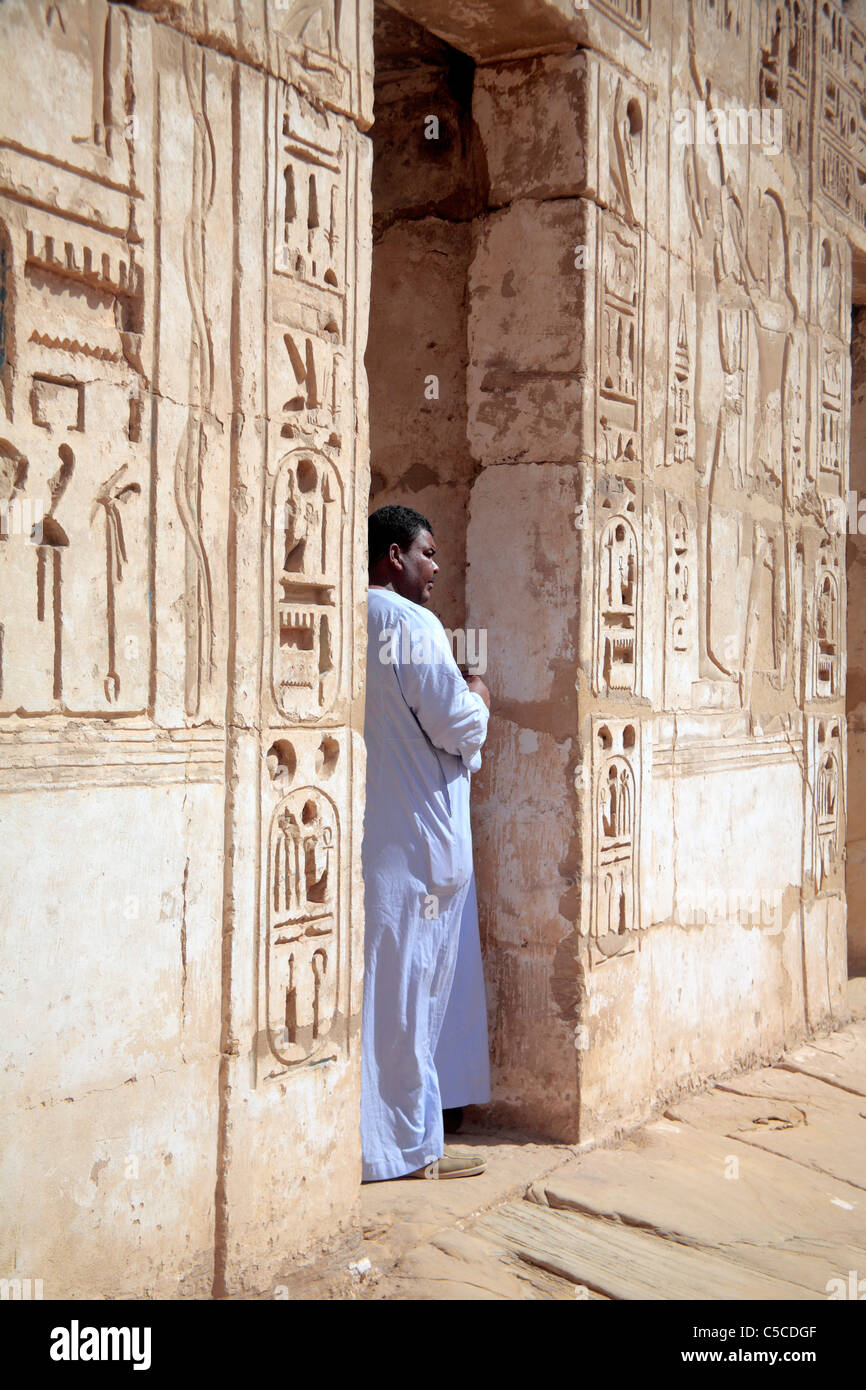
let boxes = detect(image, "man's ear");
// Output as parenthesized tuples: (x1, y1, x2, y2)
(389, 541, 404, 571)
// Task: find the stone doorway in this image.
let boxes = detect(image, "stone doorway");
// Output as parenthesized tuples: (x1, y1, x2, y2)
(365, 0, 591, 1144)
(366, 2, 483, 638)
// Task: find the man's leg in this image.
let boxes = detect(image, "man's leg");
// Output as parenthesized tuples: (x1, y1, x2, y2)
(361, 874, 469, 1182)
(434, 874, 492, 1112)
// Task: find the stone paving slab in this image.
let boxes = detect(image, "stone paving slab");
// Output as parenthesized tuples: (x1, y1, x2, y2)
(360, 1015, 866, 1300)
(359, 1136, 576, 1274)
(373, 1225, 588, 1300)
(471, 1202, 816, 1301)
(667, 1070, 866, 1192)
(527, 1118, 866, 1295)
(776, 1025, 866, 1098)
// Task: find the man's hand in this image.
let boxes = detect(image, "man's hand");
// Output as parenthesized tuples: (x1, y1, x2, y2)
(465, 674, 490, 710)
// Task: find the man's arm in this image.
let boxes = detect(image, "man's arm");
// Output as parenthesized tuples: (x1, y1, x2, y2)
(395, 615, 489, 772)
(465, 674, 490, 709)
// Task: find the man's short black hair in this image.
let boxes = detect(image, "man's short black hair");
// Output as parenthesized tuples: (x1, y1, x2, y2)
(368, 505, 433, 569)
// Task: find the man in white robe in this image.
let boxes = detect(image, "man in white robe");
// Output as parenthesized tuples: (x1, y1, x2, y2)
(361, 506, 490, 1181)
(435, 873, 491, 1117)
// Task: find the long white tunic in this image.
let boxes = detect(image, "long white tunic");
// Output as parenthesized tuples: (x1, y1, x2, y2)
(361, 588, 489, 1181)
(434, 872, 491, 1109)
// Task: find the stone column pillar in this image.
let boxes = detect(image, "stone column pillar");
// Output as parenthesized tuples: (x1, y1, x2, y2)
(466, 1, 853, 1144)
(0, 0, 373, 1298)
(847, 307, 866, 973)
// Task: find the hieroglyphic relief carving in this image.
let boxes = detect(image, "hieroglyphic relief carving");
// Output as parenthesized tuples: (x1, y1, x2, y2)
(269, 0, 355, 110)
(275, 85, 345, 295)
(0, 0, 149, 718)
(175, 43, 215, 719)
(682, 98, 747, 691)
(816, 0, 866, 229)
(595, 65, 646, 470)
(608, 80, 645, 231)
(819, 342, 844, 477)
(279, 324, 342, 446)
(668, 499, 691, 655)
(758, 1, 811, 162)
(267, 71, 352, 730)
(809, 227, 850, 503)
(0, 222, 14, 420)
(813, 228, 849, 339)
(597, 216, 642, 466)
(69, 0, 116, 154)
(597, 517, 638, 690)
(808, 717, 843, 892)
(271, 447, 342, 719)
(265, 785, 339, 1068)
(781, 323, 808, 503)
(589, 0, 650, 42)
(809, 535, 842, 699)
(670, 298, 693, 467)
(594, 476, 640, 695)
(589, 721, 641, 962)
(682, 45, 808, 708)
(696, 0, 745, 36)
(91, 465, 141, 704)
(34, 446, 73, 702)
(271, 81, 347, 451)
(0, 184, 148, 714)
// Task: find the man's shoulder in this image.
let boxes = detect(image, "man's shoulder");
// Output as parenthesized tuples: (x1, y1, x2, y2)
(368, 588, 445, 634)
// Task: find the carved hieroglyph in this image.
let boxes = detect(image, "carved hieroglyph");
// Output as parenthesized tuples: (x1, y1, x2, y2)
(597, 214, 643, 469)
(816, 0, 866, 231)
(257, 41, 361, 1092)
(271, 447, 342, 718)
(758, 0, 811, 163)
(805, 715, 844, 893)
(588, 718, 642, 962)
(594, 477, 641, 696)
(266, 80, 350, 729)
(0, 5, 149, 715)
(680, 68, 815, 707)
(809, 535, 843, 699)
(266, 785, 339, 1068)
(667, 497, 692, 659)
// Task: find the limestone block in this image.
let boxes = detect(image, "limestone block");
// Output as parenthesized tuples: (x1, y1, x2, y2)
(131, 0, 373, 126)
(217, 1060, 362, 1295)
(802, 894, 849, 1030)
(467, 200, 591, 464)
(577, 916, 807, 1142)
(473, 54, 590, 206)
(663, 719, 804, 930)
(669, 1065, 865, 1191)
(372, 69, 483, 225)
(381, 0, 580, 64)
(0, 1058, 218, 1299)
(467, 464, 579, 708)
(368, 220, 472, 487)
(0, 779, 223, 1104)
(783, 1021, 866, 1095)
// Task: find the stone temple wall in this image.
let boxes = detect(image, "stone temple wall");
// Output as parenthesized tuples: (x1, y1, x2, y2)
(368, 0, 865, 1142)
(3, 0, 866, 1298)
(849, 304, 866, 972)
(0, 0, 373, 1297)
(463, 0, 863, 1140)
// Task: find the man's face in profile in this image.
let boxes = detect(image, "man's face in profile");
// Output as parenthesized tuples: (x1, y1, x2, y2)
(400, 528, 438, 605)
